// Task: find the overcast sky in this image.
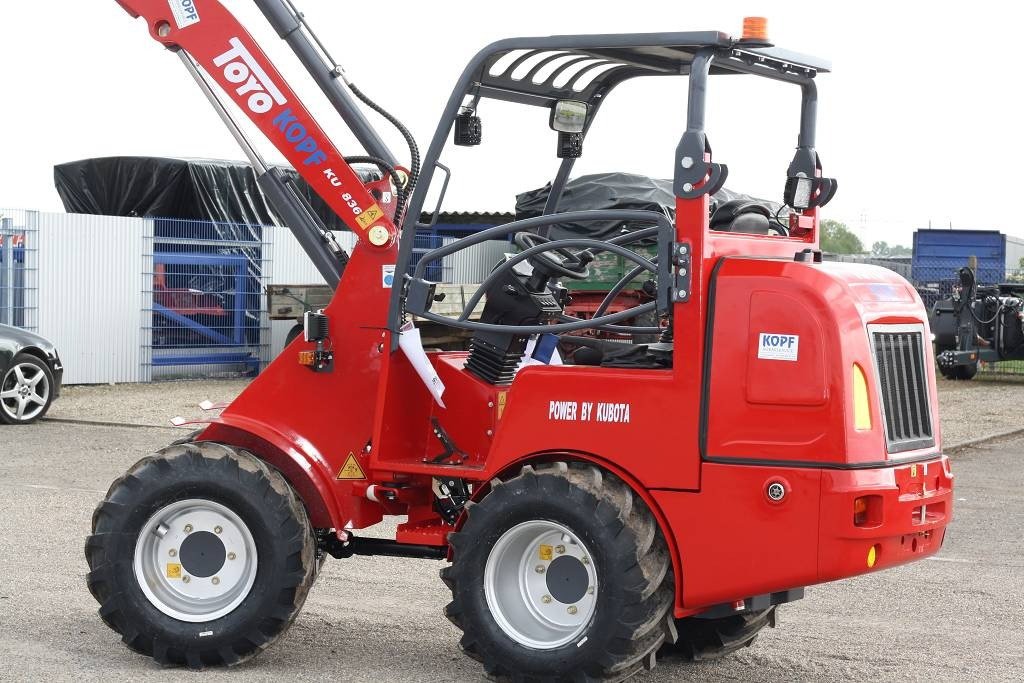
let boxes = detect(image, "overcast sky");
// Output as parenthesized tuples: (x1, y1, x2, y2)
(1, 1, 1021, 248)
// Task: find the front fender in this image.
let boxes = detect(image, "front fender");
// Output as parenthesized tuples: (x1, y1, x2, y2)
(198, 414, 340, 529)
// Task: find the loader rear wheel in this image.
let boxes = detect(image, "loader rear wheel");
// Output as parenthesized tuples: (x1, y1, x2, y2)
(442, 462, 675, 681)
(85, 441, 316, 668)
(660, 607, 777, 661)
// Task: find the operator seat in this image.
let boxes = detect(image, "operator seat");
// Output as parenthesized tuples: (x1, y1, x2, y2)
(710, 199, 781, 235)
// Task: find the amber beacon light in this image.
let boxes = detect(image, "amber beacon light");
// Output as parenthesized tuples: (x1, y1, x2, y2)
(741, 16, 770, 43)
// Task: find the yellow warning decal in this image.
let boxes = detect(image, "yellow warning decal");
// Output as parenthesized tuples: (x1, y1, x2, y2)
(337, 452, 366, 480)
(910, 464, 918, 478)
(356, 204, 384, 230)
(539, 544, 553, 561)
(166, 563, 182, 579)
(497, 391, 508, 419)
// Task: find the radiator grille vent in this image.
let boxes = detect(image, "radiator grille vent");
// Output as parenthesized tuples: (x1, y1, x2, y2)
(871, 327, 934, 453)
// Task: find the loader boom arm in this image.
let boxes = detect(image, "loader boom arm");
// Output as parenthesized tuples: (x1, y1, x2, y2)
(115, 0, 395, 247)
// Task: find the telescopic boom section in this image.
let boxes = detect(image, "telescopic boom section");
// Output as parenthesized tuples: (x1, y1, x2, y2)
(115, 0, 395, 247)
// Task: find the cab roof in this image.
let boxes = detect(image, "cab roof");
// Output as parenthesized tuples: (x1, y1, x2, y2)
(472, 32, 829, 107)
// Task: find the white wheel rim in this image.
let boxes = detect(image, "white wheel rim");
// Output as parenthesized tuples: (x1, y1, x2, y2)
(1, 362, 49, 422)
(133, 499, 258, 622)
(484, 521, 598, 650)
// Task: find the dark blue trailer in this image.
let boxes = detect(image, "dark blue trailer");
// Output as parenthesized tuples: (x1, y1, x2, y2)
(912, 229, 1024, 285)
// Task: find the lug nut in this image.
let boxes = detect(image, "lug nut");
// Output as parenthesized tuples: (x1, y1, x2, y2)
(212, 577, 220, 586)
(582, 556, 590, 565)
(541, 595, 552, 604)
(227, 552, 236, 561)
(587, 586, 595, 595)
(182, 575, 191, 584)
(555, 545, 566, 554)
(183, 524, 193, 533)
(168, 548, 177, 557)
(567, 606, 578, 615)
(214, 526, 223, 534)
(535, 565, 546, 574)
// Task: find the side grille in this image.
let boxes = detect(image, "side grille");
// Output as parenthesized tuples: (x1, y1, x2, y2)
(870, 326, 935, 453)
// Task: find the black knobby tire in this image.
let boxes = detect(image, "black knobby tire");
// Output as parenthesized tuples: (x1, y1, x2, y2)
(936, 345, 979, 380)
(660, 607, 777, 661)
(938, 362, 979, 380)
(442, 461, 676, 681)
(85, 441, 317, 668)
(955, 362, 979, 380)
(0, 352, 54, 425)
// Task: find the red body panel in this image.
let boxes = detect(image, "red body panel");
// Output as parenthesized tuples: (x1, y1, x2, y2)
(203, 243, 398, 530)
(705, 260, 941, 465)
(654, 455, 952, 608)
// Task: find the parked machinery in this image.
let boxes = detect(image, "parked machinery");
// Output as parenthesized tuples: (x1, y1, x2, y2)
(931, 266, 1024, 379)
(86, 3, 953, 680)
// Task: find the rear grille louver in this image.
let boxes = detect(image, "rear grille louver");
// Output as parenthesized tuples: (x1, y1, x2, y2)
(870, 327, 935, 454)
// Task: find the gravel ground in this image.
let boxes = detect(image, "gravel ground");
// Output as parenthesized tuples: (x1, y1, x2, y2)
(0, 420, 1021, 681)
(936, 376, 1024, 445)
(47, 373, 1024, 447)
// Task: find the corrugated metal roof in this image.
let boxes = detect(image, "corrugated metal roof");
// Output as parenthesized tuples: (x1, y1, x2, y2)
(420, 211, 516, 225)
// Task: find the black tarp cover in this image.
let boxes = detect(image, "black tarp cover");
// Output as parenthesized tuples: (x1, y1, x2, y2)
(515, 171, 781, 241)
(53, 156, 376, 231)
(52, 156, 380, 335)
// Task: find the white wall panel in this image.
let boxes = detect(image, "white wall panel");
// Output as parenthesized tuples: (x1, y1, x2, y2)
(36, 213, 148, 384)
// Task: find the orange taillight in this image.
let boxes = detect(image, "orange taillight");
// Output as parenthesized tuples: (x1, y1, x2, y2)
(854, 495, 882, 527)
(853, 497, 868, 525)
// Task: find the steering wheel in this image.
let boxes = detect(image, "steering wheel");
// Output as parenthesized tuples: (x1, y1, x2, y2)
(513, 232, 593, 280)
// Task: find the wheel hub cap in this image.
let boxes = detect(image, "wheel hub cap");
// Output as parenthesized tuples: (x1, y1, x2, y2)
(546, 555, 589, 604)
(133, 499, 257, 622)
(484, 521, 598, 650)
(179, 531, 227, 578)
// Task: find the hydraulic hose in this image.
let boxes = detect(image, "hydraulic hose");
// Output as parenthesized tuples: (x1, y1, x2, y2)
(344, 155, 408, 222)
(348, 82, 421, 196)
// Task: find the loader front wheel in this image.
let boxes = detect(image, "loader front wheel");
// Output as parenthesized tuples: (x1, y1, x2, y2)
(442, 462, 674, 681)
(85, 441, 316, 668)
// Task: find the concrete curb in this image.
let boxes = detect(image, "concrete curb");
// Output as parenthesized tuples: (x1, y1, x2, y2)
(42, 417, 180, 431)
(946, 426, 1024, 454)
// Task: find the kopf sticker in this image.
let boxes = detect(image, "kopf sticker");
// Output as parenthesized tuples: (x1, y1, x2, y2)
(757, 332, 799, 361)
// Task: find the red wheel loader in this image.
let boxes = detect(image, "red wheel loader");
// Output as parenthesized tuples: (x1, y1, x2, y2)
(86, 2, 953, 679)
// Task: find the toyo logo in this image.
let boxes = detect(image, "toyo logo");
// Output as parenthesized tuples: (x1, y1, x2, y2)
(212, 38, 287, 114)
(757, 332, 799, 361)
